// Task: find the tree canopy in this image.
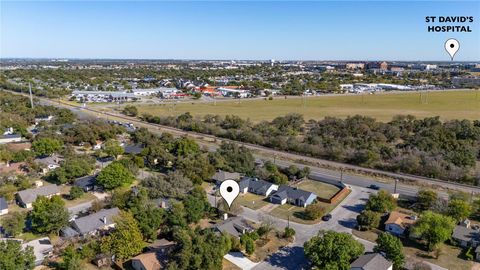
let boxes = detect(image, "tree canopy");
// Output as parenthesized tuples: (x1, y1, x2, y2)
(31, 195, 69, 234)
(97, 161, 135, 190)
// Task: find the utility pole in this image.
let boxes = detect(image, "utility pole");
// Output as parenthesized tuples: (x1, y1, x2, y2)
(394, 179, 399, 194)
(29, 83, 34, 108)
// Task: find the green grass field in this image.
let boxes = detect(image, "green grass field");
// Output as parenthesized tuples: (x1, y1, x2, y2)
(136, 90, 480, 122)
(296, 180, 341, 200)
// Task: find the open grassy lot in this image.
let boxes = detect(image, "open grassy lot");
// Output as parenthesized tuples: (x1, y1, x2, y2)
(296, 179, 341, 200)
(136, 90, 480, 122)
(404, 242, 475, 270)
(235, 193, 270, 210)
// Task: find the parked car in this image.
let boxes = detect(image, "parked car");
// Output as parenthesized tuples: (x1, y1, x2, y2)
(368, 184, 380, 190)
(322, 214, 332, 221)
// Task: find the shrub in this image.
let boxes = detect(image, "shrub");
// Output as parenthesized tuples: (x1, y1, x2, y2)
(284, 227, 296, 238)
(304, 204, 325, 220)
(69, 186, 84, 200)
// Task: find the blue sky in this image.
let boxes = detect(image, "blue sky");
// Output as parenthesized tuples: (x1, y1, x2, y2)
(1, 1, 479, 60)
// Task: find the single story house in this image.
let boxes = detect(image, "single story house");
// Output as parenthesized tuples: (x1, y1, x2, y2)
(0, 134, 22, 144)
(74, 175, 97, 192)
(132, 252, 161, 270)
(35, 155, 63, 174)
(212, 170, 241, 186)
(350, 253, 393, 270)
(22, 237, 53, 266)
(16, 185, 61, 209)
(213, 216, 254, 238)
(0, 197, 8, 215)
(239, 177, 278, 196)
(269, 185, 317, 207)
(452, 220, 480, 248)
(384, 211, 417, 236)
(71, 207, 120, 236)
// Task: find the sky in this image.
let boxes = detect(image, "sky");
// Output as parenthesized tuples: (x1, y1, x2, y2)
(1, 1, 479, 61)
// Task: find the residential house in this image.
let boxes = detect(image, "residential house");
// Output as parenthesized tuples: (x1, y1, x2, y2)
(74, 175, 97, 192)
(350, 253, 393, 270)
(35, 155, 63, 174)
(16, 185, 61, 209)
(452, 219, 480, 248)
(239, 177, 278, 196)
(131, 239, 175, 270)
(384, 211, 417, 236)
(92, 254, 113, 268)
(269, 185, 317, 207)
(213, 216, 254, 238)
(0, 134, 22, 144)
(0, 197, 8, 215)
(71, 207, 120, 236)
(212, 170, 241, 186)
(22, 237, 54, 266)
(34, 115, 54, 125)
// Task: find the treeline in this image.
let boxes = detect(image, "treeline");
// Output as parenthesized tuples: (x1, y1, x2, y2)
(141, 112, 480, 184)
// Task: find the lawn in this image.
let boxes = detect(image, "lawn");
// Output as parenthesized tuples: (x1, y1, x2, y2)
(222, 259, 241, 270)
(403, 242, 476, 270)
(269, 189, 351, 224)
(296, 179, 341, 200)
(249, 231, 292, 263)
(235, 193, 270, 210)
(135, 90, 480, 122)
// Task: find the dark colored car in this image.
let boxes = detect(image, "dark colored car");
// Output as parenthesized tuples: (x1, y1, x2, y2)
(368, 184, 380, 190)
(322, 214, 332, 221)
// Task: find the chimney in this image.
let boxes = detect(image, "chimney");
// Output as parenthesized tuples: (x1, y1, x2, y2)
(102, 216, 107, 224)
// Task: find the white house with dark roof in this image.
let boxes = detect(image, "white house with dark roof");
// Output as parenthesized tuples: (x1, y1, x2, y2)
(16, 185, 61, 209)
(269, 185, 316, 207)
(71, 207, 120, 236)
(239, 177, 278, 196)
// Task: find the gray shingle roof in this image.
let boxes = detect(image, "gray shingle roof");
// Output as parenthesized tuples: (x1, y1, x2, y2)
(350, 253, 392, 270)
(74, 175, 96, 189)
(270, 185, 314, 201)
(452, 225, 480, 243)
(213, 217, 253, 238)
(16, 185, 60, 205)
(72, 207, 120, 235)
(123, 143, 144, 155)
(0, 197, 7, 210)
(239, 177, 274, 194)
(212, 171, 241, 183)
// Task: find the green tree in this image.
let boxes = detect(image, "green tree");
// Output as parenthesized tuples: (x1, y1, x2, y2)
(2, 212, 25, 237)
(122, 105, 138, 117)
(216, 142, 255, 174)
(69, 186, 84, 200)
(356, 210, 381, 231)
(173, 137, 200, 157)
(61, 245, 83, 270)
(374, 232, 405, 269)
(240, 234, 255, 255)
(304, 231, 365, 270)
(177, 153, 215, 185)
(284, 227, 296, 238)
(412, 211, 455, 250)
(97, 161, 135, 190)
(32, 137, 62, 156)
(417, 190, 438, 211)
(366, 190, 396, 213)
(183, 186, 210, 223)
(49, 155, 95, 184)
(446, 199, 472, 222)
(31, 195, 69, 234)
(103, 139, 124, 159)
(100, 211, 144, 260)
(0, 240, 35, 270)
(304, 204, 325, 220)
(167, 202, 188, 228)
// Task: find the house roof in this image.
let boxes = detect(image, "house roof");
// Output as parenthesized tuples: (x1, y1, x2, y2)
(350, 253, 392, 270)
(213, 216, 253, 238)
(452, 225, 480, 243)
(35, 155, 63, 166)
(212, 170, 241, 182)
(385, 211, 417, 229)
(0, 197, 7, 210)
(16, 185, 60, 205)
(146, 239, 176, 251)
(239, 177, 275, 194)
(22, 237, 53, 264)
(0, 134, 22, 140)
(123, 143, 144, 155)
(74, 175, 96, 188)
(270, 185, 315, 202)
(72, 207, 120, 235)
(132, 252, 161, 270)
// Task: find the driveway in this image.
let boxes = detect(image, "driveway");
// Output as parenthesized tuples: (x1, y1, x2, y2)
(224, 252, 259, 270)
